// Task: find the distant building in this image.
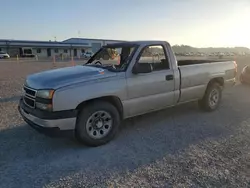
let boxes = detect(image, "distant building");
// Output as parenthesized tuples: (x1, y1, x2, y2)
(0, 38, 124, 58)
(63, 38, 125, 53)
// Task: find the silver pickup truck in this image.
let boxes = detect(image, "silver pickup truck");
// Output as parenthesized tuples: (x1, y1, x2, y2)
(18, 41, 237, 146)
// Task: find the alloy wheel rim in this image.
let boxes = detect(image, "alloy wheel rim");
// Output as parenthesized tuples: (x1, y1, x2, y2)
(86, 111, 113, 139)
(209, 89, 219, 108)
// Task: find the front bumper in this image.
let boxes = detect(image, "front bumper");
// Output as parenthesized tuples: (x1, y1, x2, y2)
(18, 99, 77, 136)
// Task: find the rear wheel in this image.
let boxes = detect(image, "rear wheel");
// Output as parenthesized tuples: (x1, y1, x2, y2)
(198, 82, 222, 112)
(75, 101, 120, 146)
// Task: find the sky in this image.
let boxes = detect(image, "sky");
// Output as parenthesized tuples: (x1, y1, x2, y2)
(1, 0, 250, 48)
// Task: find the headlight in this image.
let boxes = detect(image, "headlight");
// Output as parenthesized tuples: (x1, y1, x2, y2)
(36, 90, 54, 99)
(36, 102, 53, 111)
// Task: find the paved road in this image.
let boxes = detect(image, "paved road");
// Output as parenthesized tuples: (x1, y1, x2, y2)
(1, 84, 250, 187)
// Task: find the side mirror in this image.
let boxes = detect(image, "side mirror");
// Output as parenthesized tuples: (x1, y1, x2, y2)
(132, 63, 152, 74)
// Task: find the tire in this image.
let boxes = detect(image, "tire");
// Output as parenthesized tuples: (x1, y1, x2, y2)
(75, 101, 120, 146)
(198, 82, 222, 112)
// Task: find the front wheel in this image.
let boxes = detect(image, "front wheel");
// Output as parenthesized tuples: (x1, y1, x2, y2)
(75, 101, 120, 146)
(198, 82, 222, 112)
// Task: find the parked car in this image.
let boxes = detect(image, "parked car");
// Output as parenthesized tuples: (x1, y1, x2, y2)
(0, 52, 10, 59)
(82, 51, 93, 58)
(18, 41, 237, 146)
(240, 65, 250, 84)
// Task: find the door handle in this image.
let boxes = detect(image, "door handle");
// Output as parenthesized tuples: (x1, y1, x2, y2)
(165, 74, 174, 81)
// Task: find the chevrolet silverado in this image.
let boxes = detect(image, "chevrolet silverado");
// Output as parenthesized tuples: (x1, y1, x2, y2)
(18, 41, 237, 146)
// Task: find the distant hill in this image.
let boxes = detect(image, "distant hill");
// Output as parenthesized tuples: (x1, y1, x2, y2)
(172, 45, 250, 54)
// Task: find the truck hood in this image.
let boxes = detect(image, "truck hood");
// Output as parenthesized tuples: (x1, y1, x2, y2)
(25, 65, 117, 89)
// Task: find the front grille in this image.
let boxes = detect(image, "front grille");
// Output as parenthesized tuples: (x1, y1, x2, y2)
(23, 86, 37, 108)
(24, 96, 35, 108)
(24, 86, 36, 97)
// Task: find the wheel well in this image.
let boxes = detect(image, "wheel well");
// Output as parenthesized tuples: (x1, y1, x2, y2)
(208, 77, 224, 87)
(76, 96, 123, 119)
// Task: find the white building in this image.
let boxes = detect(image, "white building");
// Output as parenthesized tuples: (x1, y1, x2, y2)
(0, 38, 124, 58)
(63, 38, 125, 53)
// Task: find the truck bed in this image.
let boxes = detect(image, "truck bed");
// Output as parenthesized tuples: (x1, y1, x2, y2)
(177, 60, 236, 103)
(178, 60, 228, 66)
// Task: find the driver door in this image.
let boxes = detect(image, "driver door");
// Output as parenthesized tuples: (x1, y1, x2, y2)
(125, 45, 175, 117)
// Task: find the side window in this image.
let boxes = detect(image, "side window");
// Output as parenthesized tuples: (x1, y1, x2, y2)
(137, 45, 169, 71)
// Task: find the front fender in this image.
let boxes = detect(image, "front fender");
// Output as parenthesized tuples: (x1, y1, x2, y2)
(52, 76, 127, 112)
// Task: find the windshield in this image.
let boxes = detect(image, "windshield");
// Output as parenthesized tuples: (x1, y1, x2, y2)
(85, 44, 138, 72)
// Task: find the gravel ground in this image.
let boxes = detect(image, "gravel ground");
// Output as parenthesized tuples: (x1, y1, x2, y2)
(0, 57, 250, 188)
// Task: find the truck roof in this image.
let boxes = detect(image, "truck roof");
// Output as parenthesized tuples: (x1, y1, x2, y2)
(106, 40, 170, 47)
